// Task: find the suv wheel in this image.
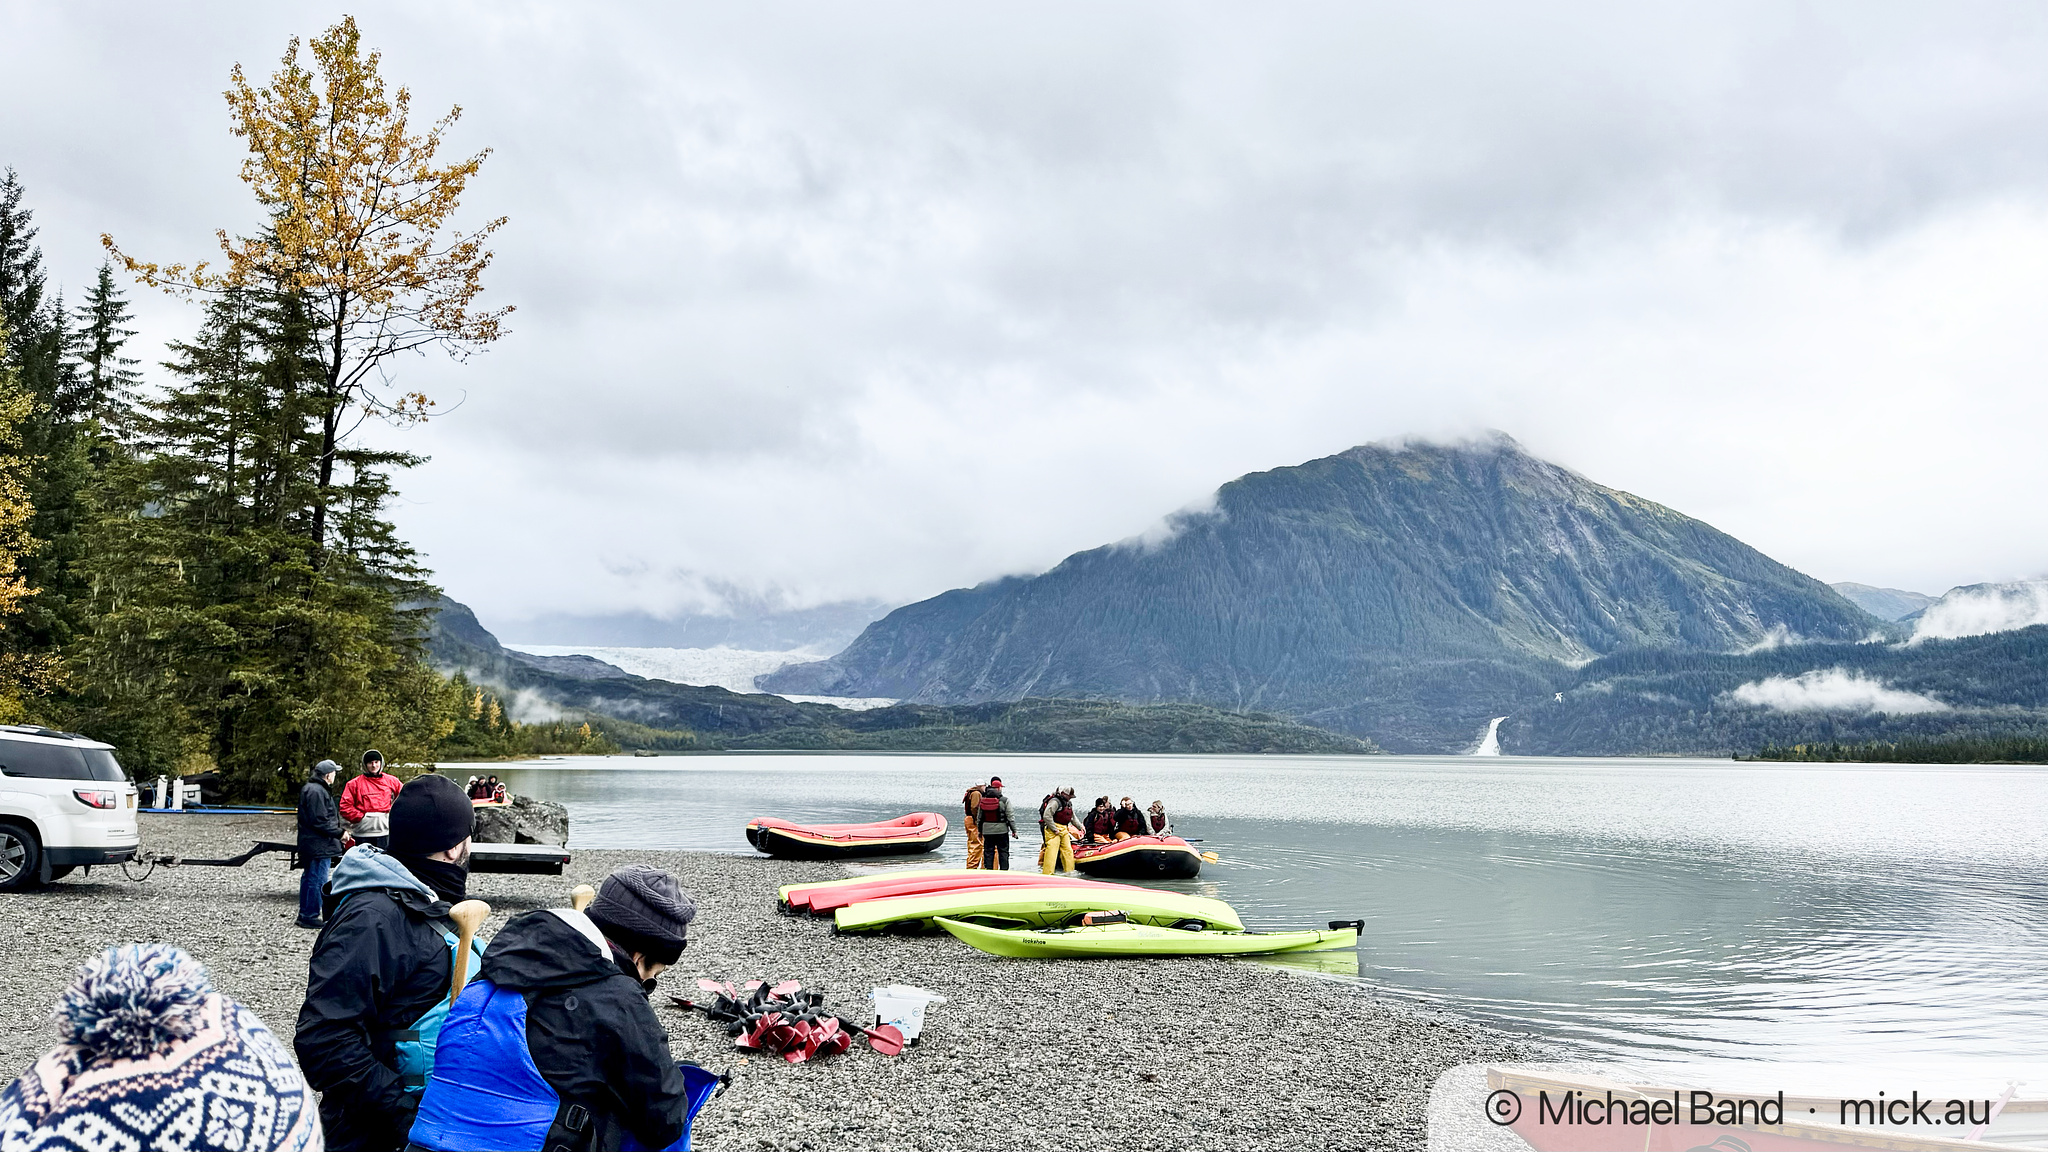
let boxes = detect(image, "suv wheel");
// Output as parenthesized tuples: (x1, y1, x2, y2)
(0, 823, 41, 891)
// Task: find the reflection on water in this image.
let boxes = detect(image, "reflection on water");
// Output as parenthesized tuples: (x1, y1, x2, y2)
(490, 753, 2048, 1064)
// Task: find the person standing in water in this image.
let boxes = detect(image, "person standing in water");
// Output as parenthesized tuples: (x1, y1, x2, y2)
(977, 778, 1015, 870)
(962, 779, 986, 869)
(1038, 787, 1077, 874)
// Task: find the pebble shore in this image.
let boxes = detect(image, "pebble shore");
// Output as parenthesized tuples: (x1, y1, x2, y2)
(0, 814, 1542, 1151)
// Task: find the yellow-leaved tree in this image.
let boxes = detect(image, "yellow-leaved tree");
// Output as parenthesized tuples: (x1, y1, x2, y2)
(105, 14, 510, 552)
(0, 322, 51, 721)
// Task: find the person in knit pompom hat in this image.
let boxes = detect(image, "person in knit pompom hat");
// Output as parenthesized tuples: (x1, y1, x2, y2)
(0, 943, 321, 1152)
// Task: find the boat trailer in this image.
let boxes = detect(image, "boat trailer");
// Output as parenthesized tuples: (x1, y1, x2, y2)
(139, 840, 571, 876)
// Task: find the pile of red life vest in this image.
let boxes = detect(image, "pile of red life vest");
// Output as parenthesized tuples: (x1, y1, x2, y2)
(673, 978, 905, 1063)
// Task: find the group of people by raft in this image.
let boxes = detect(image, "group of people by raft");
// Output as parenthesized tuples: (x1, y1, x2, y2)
(962, 776, 1173, 872)
(0, 767, 711, 1152)
(463, 772, 508, 803)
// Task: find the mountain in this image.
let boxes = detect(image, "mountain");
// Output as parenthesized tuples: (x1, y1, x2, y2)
(1830, 582, 1938, 622)
(1504, 625, 2048, 756)
(491, 599, 893, 651)
(424, 597, 1377, 754)
(1907, 581, 2048, 642)
(763, 434, 1881, 751)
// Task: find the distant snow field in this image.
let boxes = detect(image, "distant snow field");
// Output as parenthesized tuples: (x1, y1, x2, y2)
(506, 645, 898, 711)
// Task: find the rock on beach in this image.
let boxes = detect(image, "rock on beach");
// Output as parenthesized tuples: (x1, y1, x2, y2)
(0, 814, 1540, 1151)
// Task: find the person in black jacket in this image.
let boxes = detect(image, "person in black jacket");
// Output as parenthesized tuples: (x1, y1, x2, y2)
(409, 865, 704, 1152)
(296, 759, 345, 929)
(295, 773, 480, 1152)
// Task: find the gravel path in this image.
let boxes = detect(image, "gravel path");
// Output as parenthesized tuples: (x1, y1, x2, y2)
(0, 815, 1542, 1151)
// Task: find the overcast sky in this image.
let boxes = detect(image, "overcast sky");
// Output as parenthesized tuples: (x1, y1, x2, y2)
(6, 2, 2047, 631)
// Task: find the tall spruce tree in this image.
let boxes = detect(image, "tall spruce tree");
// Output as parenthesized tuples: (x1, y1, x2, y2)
(70, 261, 141, 432)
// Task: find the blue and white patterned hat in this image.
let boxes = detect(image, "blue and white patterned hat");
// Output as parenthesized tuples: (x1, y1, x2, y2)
(0, 944, 320, 1152)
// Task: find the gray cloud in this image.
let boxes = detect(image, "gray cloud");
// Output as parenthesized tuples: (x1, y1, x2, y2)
(7, 2, 2048, 624)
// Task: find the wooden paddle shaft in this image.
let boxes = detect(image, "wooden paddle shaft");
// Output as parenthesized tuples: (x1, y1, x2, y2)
(446, 899, 491, 1007)
(570, 884, 596, 911)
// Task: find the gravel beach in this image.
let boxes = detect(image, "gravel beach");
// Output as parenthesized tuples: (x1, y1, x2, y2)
(0, 814, 1541, 1151)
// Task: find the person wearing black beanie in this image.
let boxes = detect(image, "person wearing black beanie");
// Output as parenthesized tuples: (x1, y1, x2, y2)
(387, 773, 475, 903)
(295, 771, 482, 1152)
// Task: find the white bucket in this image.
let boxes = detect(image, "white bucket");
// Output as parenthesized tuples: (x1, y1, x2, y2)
(869, 985, 947, 1043)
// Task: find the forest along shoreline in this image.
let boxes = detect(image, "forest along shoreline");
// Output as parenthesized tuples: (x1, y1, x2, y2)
(0, 814, 1541, 1152)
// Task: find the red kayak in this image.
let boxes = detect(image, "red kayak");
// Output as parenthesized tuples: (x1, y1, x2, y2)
(788, 872, 1151, 915)
(745, 813, 947, 859)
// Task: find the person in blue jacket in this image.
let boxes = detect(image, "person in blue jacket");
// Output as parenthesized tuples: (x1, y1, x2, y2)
(409, 865, 716, 1152)
(295, 772, 480, 1152)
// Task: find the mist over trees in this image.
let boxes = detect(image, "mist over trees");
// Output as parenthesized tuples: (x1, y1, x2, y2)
(0, 19, 557, 799)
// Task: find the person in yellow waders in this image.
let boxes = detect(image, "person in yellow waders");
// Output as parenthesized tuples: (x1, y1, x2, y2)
(963, 783, 985, 869)
(1038, 787, 1077, 874)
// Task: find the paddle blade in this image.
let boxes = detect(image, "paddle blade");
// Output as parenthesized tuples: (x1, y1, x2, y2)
(865, 1023, 906, 1056)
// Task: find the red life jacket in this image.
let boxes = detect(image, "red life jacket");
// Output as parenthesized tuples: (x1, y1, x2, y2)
(1041, 794, 1074, 826)
(1149, 811, 1169, 833)
(978, 790, 1004, 826)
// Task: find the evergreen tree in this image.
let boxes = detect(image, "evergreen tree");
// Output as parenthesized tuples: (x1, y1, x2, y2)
(71, 285, 457, 797)
(0, 168, 91, 663)
(69, 261, 141, 432)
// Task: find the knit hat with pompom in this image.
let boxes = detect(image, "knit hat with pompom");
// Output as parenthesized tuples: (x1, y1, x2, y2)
(0, 944, 320, 1152)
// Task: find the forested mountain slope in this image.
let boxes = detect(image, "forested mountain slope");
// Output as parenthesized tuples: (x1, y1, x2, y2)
(765, 435, 1880, 749)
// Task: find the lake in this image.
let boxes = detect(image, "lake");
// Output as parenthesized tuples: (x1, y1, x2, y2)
(485, 753, 2048, 1066)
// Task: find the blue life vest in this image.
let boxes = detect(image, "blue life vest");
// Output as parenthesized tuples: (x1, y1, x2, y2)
(410, 978, 724, 1152)
(388, 923, 486, 1094)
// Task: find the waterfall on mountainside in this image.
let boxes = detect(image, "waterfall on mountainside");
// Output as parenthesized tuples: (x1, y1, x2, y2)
(1473, 716, 1508, 756)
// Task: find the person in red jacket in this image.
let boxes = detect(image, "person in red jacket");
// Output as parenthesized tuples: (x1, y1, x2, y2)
(339, 749, 404, 850)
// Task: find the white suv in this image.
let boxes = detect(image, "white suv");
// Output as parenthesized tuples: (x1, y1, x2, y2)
(0, 726, 140, 891)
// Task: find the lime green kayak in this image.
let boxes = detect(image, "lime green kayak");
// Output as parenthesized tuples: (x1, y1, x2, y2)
(935, 916, 1358, 958)
(832, 885, 1243, 934)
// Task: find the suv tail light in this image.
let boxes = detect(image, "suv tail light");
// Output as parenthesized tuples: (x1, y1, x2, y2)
(73, 789, 117, 810)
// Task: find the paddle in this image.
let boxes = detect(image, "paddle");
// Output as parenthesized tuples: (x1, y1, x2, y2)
(832, 1015, 907, 1056)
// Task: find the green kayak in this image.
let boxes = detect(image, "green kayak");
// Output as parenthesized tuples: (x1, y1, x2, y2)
(935, 916, 1359, 958)
(832, 885, 1243, 934)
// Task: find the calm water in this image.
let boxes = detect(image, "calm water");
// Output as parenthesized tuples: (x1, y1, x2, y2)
(487, 753, 2048, 1065)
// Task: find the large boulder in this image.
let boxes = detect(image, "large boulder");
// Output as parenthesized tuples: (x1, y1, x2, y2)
(472, 794, 570, 846)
